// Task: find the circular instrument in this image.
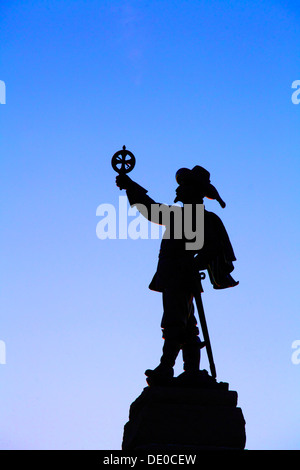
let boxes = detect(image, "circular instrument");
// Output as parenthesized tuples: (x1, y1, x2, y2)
(111, 145, 136, 174)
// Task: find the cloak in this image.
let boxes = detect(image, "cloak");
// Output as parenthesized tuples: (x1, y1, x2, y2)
(126, 181, 238, 293)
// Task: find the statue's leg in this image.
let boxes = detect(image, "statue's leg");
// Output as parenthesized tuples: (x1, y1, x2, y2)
(145, 287, 191, 385)
(145, 337, 181, 385)
(181, 301, 204, 372)
(182, 336, 202, 372)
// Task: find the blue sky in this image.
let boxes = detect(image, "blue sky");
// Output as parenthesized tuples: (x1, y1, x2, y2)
(1, 0, 300, 450)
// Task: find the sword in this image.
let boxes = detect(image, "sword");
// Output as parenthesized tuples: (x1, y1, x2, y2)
(193, 272, 217, 379)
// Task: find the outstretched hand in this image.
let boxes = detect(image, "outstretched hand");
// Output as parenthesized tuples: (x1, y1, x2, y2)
(115, 174, 132, 190)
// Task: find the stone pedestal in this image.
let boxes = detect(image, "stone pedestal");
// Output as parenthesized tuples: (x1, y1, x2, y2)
(122, 378, 246, 451)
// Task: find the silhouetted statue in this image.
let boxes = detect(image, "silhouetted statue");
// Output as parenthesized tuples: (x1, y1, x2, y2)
(114, 150, 238, 387)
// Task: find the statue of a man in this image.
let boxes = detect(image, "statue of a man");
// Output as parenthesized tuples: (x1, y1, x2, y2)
(116, 165, 238, 386)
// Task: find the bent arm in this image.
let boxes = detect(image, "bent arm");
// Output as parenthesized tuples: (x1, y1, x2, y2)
(116, 174, 168, 224)
(127, 180, 168, 224)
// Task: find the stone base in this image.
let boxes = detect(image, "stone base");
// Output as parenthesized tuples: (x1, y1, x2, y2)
(122, 379, 246, 451)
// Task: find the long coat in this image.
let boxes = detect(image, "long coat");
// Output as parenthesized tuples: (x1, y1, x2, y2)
(126, 181, 238, 293)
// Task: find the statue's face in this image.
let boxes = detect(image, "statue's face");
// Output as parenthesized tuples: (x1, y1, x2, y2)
(175, 185, 186, 202)
(174, 184, 203, 204)
(174, 185, 192, 203)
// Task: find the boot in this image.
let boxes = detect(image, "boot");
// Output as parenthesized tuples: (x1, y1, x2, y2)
(174, 337, 206, 386)
(182, 336, 204, 372)
(145, 339, 181, 386)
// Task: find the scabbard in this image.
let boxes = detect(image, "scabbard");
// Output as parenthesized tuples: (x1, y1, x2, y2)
(193, 289, 217, 379)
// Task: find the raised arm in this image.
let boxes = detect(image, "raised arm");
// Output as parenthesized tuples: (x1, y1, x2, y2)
(116, 174, 167, 224)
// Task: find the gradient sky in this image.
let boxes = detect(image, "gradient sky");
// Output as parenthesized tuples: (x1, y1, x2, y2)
(1, 0, 300, 450)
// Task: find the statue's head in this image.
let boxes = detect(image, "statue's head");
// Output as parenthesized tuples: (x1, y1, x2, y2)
(174, 166, 226, 208)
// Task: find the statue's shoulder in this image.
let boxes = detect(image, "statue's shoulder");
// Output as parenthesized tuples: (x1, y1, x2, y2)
(204, 209, 224, 226)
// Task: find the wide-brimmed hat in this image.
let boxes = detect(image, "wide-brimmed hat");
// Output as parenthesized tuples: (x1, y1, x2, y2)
(175, 165, 226, 208)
